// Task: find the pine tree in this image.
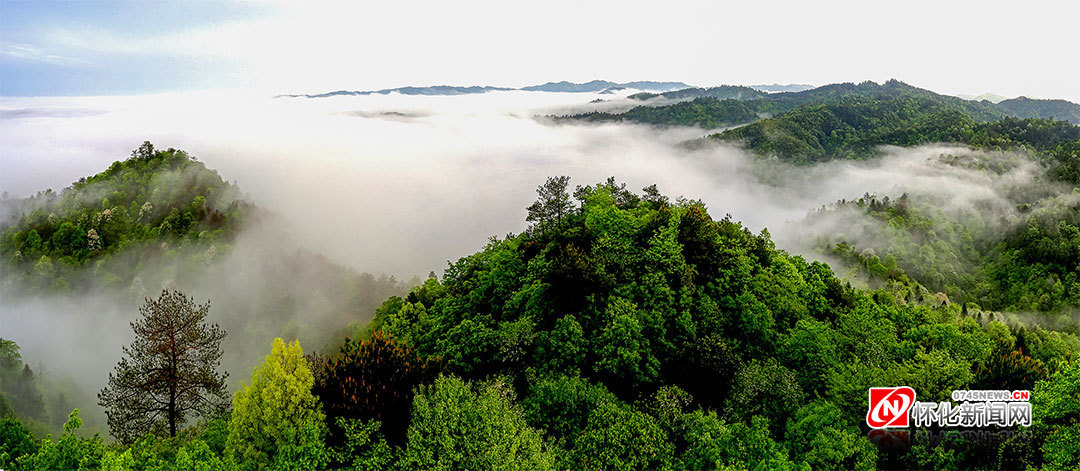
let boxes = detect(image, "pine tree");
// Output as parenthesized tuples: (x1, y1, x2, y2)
(98, 290, 228, 442)
(526, 176, 572, 234)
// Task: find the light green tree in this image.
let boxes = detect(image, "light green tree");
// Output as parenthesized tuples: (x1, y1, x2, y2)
(16, 409, 103, 471)
(572, 399, 675, 470)
(678, 412, 797, 470)
(401, 375, 554, 470)
(785, 399, 877, 470)
(226, 338, 327, 470)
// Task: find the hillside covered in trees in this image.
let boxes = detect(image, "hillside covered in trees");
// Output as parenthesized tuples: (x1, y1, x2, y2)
(558, 80, 1080, 330)
(0, 142, 251, 294)
(711, 101, 1080, 164)
(2, 176, 1079, 470)
(814, 187, 1080, 321)
(559, 80, 1080, 130)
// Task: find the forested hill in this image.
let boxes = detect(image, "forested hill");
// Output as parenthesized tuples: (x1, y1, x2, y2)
(997, 96, 1080, 124)
(0, 142, 251, 292)
(816, 187, 1080, 319)
(556, 80, 1080, 132)
(710, 98, 1080, 164)
(0, 143, 406, 352)
(562, 97, 764, 130)
(348, 177, 1079, 470)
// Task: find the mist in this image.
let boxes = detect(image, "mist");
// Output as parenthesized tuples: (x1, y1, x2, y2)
(2, 89, 1074, 435)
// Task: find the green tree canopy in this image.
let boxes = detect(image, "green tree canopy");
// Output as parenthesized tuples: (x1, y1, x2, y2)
(226, 338, 327, 471)
(400, 375, 554, 471)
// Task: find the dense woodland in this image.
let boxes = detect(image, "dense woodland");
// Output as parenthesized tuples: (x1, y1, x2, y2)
(3, 79, 1080, 470)
(816, 187, 1080, 320)
(711, 100, 1080, 164)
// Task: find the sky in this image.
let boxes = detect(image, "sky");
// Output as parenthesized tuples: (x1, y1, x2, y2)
(1, 0, 1078, 101)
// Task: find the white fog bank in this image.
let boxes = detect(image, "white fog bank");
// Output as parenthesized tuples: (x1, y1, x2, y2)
(3, 91, 1046, 279)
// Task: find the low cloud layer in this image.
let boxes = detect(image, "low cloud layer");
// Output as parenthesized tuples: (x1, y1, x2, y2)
(6, 91, 1050, 277)
(3, 90, 1067, 293)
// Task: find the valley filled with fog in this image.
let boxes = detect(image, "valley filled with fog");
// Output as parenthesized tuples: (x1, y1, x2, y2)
(2, 89, 1035, 278)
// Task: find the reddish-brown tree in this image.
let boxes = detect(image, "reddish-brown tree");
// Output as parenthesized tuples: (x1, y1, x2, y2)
(314, 331, 440, 444)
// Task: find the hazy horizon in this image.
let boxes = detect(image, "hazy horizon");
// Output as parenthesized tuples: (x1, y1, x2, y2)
(2, 1, 1078, 102)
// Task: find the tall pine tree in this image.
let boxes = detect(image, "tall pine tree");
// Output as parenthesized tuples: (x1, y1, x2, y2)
(98, 290, 228, 442)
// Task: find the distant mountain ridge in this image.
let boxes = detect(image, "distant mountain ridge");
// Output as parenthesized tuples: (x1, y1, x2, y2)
(749, 83, 815, 93)
(279, 85, 515, 98)
(520, 80, 690, 93)
(281, 80, 691, 98)
(958, 93, 1008, 103)
(627, 85, 767, 102)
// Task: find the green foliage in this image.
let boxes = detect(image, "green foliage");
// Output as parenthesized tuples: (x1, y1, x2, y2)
(0, 338, 47, 426)
(779, 319, 841, 393)
(526, 176, 573, 235)
(329, 418, 396, 471)
(0, 142, 251, 294)
(0, 417, 39, 468)
(677, 413, 798, 470)
(571, 398, 675, 470)
(173, 439, 232, 471)
(533, 314, 586, 375)
(400, 375, 554, 471)
(593, 297, 661, 391)
(973, 337, 1047, 390)
(725, 358, 805, 436)
(785, 400, 877, 470)
(226, 338, 327, 471)
(100, 448, 135, 471)
(713, 98, 1080, 164)
(16, 409, 104, 471)
(521, 375, 614, 447)
(815, 183, 1080, 315)
(1031, 360, 1080, 470)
